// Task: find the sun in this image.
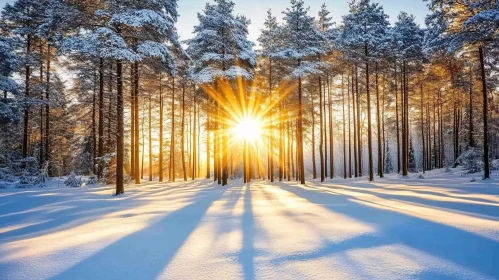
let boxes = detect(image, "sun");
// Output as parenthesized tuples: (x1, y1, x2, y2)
(233, 117, 263, 143)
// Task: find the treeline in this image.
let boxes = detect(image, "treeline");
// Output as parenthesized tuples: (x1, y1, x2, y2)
(0, 0, 498, 194)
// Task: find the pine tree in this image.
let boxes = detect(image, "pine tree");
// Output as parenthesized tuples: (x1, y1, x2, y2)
(426, 0, 498, 179)
(392, 12, 424, 177)
(187, 0, 256, 185)
(342, 0, 389, 181)
(279, 0, 326, 184)
(258, 9, 282, 182)
(0, 34, 19, 124)
(1, 0, 47, 164)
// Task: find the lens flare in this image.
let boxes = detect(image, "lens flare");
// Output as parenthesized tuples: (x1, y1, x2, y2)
(233, 117, 263, 143)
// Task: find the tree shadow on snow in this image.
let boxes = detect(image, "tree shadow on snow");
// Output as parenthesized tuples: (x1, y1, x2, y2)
(274, 182, 499, 279)
(50, 183, 228, 280)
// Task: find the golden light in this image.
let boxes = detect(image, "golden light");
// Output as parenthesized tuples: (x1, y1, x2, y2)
(233, 117, 263, 143)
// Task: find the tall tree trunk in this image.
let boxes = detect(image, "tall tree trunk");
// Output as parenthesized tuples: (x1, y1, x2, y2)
(193, 90, 198, 181)
(376, 62, 383, 178)
(93, 68, 97, 175)
(159, 75, 164, 182)
(39, 43, 44, 168)
(356, 66, 362, 176)
(205, 103, 210, 179)
(324, 77, 328, 178)
(319, 76, 325, 182)
(469, 66, 474, 148)
(311, 96, 317, 179)
(328, 75, 334, 179)
(348, 71, 352, 178)
(115, 50, 124, 195)
(421, 83, 425, 173)
(45, 44, 51, 174)
(352, 66, 358, 177)
(366, 46, 374, 182)
(149, 89, 153, 181)
(402, 60, 408, 176)
(107, 64, 113, 154)
(141, 110, 145, 179)
(130, 66, 135, 179)
(170, 77, 175, 182)
(134, 61, 140, 184)
(197, 104, 201, 178)
(22, 35, 31, 165)
(279, 89, 284, 182)
(298, 76, 305, 184)
(98, 58, 104, 178)
(182, 84, 187, 181)
(342, 74, 347, 179)
(268, 58, 274, 182)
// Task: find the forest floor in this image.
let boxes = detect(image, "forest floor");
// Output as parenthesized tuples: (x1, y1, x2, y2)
(0, 168, 498, 280)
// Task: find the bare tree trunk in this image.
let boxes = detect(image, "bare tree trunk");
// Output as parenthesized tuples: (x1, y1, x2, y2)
(395, 65, 401, 174)
(319, 76, 324, 182)
(324, 77, 328, 178)
(170, 77, 175, 182)
(134, 61, 140, 184)
(159, 75, 164, 182)
(98, 58, 104, 178)
(193, 90, 198, 181)
(130, 66, 135, 179)
(45, 44, 51, 174)
(352, 66, 358, 177)
(342, 74, 347, 179)
(421, 83, 425, 173)
(107, 63, 113, 154)
(149, 89, 152, 181)
(366, 46, 374, 182)
(356, 66, 362, 176)
(182, 84, 187, 181)
(376, 62, 383, 178)
(22, 35, 32, 165)
(93, 68, 97, 175)
(402, 60, 409, 176)
(469, 66, 474, 148)
(39, 43, 44, 168)
(479, 46, 490, 179)
(312, 96, 317, 179)
(268, 58, 274, 182)
(348, 70, 352, 178)
(115, 44, 124, 195)
(328, 75, 334, 179)
(298, 77, 305, 184)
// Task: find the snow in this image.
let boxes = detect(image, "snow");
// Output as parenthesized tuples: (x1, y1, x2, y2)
(0, 169, 498, 279)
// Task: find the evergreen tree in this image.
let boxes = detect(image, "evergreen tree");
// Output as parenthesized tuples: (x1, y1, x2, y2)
(279, 0, 326, 184)
(426, 0, 498, 178)
(342, 0, 389, 181)
(187, 0, 256, 185)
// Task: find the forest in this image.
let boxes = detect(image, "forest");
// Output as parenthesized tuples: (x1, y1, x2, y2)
(1, 1, 499, 279)
(0, 0, 498, 193)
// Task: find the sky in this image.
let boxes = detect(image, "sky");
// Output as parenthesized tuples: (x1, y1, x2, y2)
(0, 0, 430, 44)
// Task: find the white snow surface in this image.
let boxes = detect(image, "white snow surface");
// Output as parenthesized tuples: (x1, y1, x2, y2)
(0, 168, 498, 280)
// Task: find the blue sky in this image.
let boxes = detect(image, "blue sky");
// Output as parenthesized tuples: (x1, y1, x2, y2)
(0, 0, 430, 43)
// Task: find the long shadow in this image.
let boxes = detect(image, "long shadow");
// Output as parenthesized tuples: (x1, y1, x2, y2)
(237, 183, 256, 280)
(0, 181, 213, 241)
(316, 183, 499, 221)
(51, 184, 228, 280)
(275, 182, 499, 279)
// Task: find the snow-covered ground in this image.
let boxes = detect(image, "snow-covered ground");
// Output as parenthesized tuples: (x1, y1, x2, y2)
(0, 169, 498, 280)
